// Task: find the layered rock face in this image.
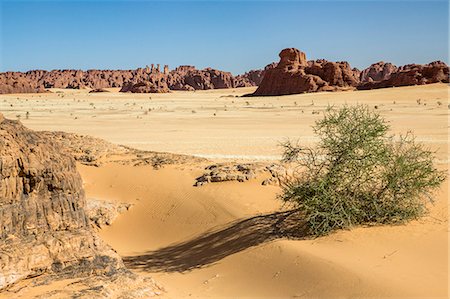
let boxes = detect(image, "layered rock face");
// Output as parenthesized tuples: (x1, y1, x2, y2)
(358, 61, 449, 90)
(0, 116, 124, 289)
(253, 48, 359, 96)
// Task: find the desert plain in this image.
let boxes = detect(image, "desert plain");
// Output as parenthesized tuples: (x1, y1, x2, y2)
(0, 83, 448, 298)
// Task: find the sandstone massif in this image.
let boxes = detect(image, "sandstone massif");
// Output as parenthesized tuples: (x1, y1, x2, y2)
(0, 64, 240, 94)
(252, 48, 449, 96)
(1, 51, 448, 95)
(0, 114, 158, 297)
(253, 48, 360, 96)
(253, 49, 449, 96)
(358, 60, 449, 90)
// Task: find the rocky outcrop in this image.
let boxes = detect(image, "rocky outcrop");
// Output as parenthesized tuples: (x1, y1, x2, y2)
(120, 67, 170, 93)
(234, 63, 278, 87)
(194, 163, 289, 187)
(1, 65, 236, 94)
(234, 69, 264, 87)
(253, 48, 359, 96)
(360, 61, 397, 83)
(305, 59, 360, 87)
(120, 79, 169, 93)
(358, 61, 449, 90)
(194, 164, 257, 186)
(253, 48, 449, 96)
(3, 53, 447, 95)
(38, 130, 205, 169)
(0, 115, 155, 295)
(167, 66, 235, 91)
(0, 72, 47, 94)
(86, 199, 132, 228)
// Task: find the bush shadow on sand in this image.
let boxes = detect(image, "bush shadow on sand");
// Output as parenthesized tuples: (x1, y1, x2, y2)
(123, 209, 307, 273)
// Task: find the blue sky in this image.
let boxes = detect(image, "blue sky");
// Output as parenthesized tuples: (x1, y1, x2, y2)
(1, 0, 448, 74)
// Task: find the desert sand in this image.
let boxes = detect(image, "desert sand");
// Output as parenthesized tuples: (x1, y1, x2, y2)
(0, 84, 448, 298)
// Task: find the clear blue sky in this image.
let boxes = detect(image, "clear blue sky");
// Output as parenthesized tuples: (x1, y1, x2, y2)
(1, 0, 448, 74)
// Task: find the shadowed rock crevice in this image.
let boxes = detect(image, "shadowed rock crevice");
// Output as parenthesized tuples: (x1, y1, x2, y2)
(123, 209, 307, 273)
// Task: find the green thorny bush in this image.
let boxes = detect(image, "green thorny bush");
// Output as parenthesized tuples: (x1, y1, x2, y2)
(280, 105, 446, 237)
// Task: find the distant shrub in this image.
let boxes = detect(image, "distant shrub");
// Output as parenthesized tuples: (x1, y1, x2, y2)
(281, 105, 445, 237)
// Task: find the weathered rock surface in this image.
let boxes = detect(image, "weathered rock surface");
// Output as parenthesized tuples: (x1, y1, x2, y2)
(3, 51, 446, 95)
(86, 198, 132, 228)
(360, 61, 398, 83)
(167, 66, 235, 90)
(3, 269, 163, 298)
(358, 61, 449, 90)
(0, 69, 139, 94)
(253, 48, 359, 96)
(38, 130, 205, 168)
(119, 67, 170, 93)
(194, 163, 289, 187)
(194, 164, 257, 186)
(234, 63, 278, 87)
(0, 115, 157, 297)
(1, 65, 236, 94)
(120, 80, 169, 93)
(305, 59, 359, 87)
(0, 72, 47, 94)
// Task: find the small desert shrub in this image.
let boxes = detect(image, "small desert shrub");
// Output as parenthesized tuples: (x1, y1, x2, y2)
(281, 105, 445, 237)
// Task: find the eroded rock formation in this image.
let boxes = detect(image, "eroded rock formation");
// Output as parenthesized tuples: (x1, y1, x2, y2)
(234, 63, 278, 87)
(1, 65, 236, 94)
(360, 61, 398, 83)
(358, 61, 449, 90)
(0, 72, 47, 94)
(0, 115, 157, 296)
(167, 66, 235, 91)
(120, 75, 170, 93)
(253, 48, 359, 96)
(252, 48, 449, 96)
(2, 52, 448, 95)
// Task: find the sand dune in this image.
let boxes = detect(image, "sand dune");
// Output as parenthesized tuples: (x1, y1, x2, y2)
(78, 162, 448, 298)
